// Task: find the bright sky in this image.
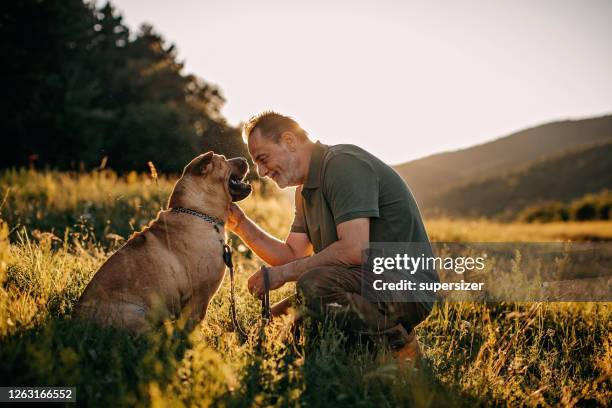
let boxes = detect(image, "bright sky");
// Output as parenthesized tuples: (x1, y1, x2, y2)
(111, 0, 612, 164)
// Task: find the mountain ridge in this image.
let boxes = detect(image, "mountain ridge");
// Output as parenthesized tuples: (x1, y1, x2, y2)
(392, 114, 612, 218)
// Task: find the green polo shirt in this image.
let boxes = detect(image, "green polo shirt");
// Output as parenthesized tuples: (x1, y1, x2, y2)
(290, 141, 431, 252)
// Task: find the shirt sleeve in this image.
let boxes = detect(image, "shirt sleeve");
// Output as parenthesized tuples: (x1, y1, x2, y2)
(322, 153, 380, 225)
(290, 186, 307, 233)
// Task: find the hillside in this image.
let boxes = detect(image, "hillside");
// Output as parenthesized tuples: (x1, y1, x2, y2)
(425, 141, 612, 218)
(395, 115, 612, 210)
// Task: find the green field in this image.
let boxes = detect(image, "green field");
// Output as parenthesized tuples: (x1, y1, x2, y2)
(1, 170, 610, 406)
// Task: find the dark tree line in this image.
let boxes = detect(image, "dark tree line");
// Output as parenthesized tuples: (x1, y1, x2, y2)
(0, 0, 247, 173)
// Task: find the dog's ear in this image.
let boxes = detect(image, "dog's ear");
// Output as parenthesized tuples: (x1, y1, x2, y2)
(192, 151, 214, 175)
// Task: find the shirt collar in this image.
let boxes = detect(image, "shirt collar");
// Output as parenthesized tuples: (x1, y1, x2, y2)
(303, 141, 328, 190)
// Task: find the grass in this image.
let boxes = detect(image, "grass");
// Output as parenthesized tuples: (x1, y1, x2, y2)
(0, 169, 611, 406)
(426, 217, 612, 242)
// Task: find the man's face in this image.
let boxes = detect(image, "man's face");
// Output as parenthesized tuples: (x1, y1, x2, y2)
(248, 130, 302, 188)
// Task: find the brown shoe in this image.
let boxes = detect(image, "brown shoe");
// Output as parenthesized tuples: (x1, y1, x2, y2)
(394, 329, 421, 369)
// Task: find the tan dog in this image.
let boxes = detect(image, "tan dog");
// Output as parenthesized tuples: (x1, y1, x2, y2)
(74, 152, 251, 334)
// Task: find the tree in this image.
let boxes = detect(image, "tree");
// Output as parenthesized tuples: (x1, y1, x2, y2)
(0, 1, 247, 173)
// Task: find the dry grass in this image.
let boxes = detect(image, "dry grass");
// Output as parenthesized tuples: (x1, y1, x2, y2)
(427, 217, 612, 242)
(0, 170, 610, 406)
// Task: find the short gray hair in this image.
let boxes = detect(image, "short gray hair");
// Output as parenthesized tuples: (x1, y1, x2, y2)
(242, 111, 309, 143)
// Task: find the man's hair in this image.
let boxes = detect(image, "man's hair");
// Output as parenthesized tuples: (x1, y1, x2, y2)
(242, 111, 309, 144)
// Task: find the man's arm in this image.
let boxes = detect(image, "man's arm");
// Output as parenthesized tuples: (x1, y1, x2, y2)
(229, 204, 313, 266)
(281, 217, 368, 280)
(248, 218, 369, 297)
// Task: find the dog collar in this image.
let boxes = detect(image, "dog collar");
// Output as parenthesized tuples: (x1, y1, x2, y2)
(170, 207, 225, 228)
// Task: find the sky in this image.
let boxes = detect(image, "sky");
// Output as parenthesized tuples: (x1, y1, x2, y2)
(110, 0, 612, 164)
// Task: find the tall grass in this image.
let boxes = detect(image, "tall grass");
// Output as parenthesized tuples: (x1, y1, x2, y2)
(0, 170, 610, 406)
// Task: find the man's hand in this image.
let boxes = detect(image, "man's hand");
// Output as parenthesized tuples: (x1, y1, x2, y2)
(226, 203, 245, 232)
(248, 264, 288, 298)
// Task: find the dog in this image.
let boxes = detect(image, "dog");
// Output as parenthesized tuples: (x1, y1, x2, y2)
(74, 152, 252, 334)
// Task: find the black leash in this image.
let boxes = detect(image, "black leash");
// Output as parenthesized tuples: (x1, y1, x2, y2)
(223, 244, 271, 341)
(223, 243, 249, 340)
(261, 266, 271, 320)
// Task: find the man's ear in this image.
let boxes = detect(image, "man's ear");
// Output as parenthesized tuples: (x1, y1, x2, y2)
(280, 131, 297, 150)
(192, 151, 214, 175)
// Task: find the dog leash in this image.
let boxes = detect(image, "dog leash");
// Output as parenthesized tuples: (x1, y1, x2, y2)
(261, 266, 271, 321)
(222, 243, 249, 340)
(222, 243, 271, 341)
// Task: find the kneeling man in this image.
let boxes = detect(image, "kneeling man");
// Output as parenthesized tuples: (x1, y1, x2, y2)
(228, 111, 435, 361)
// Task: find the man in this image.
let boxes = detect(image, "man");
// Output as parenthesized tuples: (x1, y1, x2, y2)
(227, 111, 435, 362)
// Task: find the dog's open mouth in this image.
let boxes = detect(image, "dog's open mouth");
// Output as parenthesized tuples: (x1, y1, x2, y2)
(228, 172, 252, 202)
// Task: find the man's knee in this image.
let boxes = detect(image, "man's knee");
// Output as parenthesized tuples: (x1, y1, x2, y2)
(296, 266, 334, 300)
